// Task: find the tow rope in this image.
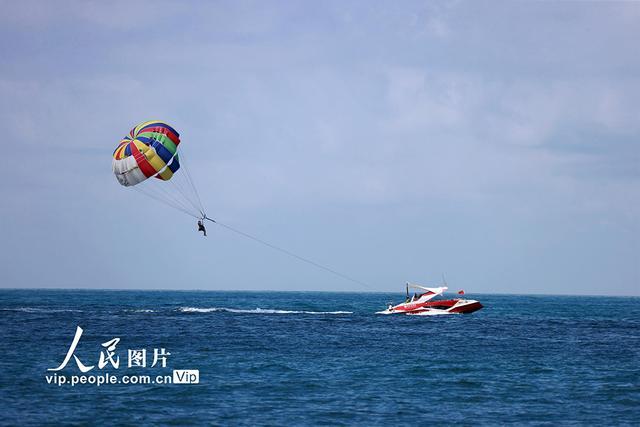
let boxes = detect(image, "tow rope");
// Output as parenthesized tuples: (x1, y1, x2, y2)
(203, 216, 373, 290)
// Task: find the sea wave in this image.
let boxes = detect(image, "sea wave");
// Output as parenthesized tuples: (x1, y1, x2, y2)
(124, 309, 155, 313)
(0, 307, 83, 313)
(177, 307, 352, 315)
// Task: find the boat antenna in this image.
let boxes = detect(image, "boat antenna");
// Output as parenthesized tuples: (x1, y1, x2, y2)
(406, 282, 409, 299)
(442, 273, 448, 288)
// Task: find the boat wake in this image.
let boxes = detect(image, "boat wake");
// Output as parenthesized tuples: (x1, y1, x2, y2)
(1, 307, 83, 313)
(406, 309, 454, 316)
(376, 309, 455, 315)
(178, 307, 352, 315)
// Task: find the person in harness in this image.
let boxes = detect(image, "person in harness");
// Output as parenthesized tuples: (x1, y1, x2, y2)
(197, 220, 207, 237)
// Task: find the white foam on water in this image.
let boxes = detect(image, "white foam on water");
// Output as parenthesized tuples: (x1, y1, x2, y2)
(178, 307, 352, 315)
(0, 307, 83, 313)
(406, 309, 455, 316)
(304, 310, 353, 315)
(124, 309, 155, 313)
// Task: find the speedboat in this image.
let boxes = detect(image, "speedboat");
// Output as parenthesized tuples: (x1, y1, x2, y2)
(377, 283, 482, 315)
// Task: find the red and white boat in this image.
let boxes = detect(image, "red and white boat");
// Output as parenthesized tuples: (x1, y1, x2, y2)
(377, 283, 483, 315)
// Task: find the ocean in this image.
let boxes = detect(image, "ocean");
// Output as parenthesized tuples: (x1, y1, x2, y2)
(0, 289, 638, 425)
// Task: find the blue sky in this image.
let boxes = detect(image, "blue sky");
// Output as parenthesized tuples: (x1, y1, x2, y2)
(0, 1, 638, 295)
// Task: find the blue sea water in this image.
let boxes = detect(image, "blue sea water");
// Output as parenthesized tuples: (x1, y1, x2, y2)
(0, 290, 638, 425)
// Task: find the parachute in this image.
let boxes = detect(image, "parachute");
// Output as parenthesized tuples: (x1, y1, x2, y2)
(113, 120, 205, 218)
(113, 121, 181, 187)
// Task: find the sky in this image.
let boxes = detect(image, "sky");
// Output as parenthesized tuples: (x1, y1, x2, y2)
(0, 0, 638, 295)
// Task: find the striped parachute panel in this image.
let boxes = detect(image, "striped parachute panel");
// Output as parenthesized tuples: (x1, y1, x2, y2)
(112, 121, 181, 187)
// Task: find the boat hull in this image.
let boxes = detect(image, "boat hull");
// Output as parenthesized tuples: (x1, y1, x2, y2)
(377, 299, 483, 315)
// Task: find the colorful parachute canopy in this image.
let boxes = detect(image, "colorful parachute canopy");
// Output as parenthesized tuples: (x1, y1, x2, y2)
(113, 121, 181, 187)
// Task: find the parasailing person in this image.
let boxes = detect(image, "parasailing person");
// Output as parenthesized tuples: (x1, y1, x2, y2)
(197, 219, 207, 237)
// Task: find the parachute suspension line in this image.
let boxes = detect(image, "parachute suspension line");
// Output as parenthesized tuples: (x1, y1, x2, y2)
(146, 176, 186, 209)
(203, 217, 373, 290)
(134, 185, 197, 218)
(137, 147, 206, 219)
(185, 167, 204, 216)
(141, 176, 196, 215)
(132, 185, 199, 219)
(167, 177, 204, 218)
(178, 151, 206, 217)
